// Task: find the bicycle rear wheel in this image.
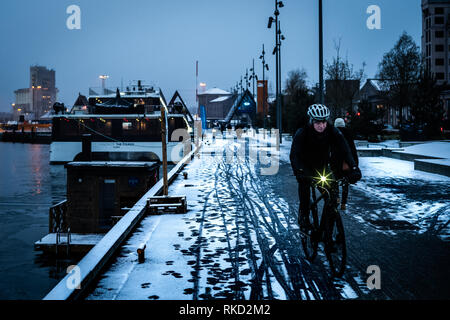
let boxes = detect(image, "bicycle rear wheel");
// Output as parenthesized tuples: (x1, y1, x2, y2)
(301, 205, 319, 262)
(325, 210, 346, 277)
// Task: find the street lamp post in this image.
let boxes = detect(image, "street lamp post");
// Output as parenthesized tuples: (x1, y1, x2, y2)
(249, 59, 257, 98)
(278, 20, 285, 144)
(99, 75, 109, 94)
(268, 0, 284, 144)
(259, 44, 269, 133)
(319, 0, 324, 104)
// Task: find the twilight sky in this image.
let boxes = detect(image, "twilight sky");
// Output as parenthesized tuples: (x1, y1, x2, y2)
(0, 0, 422, 113)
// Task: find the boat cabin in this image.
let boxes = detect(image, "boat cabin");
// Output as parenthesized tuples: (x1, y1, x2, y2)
(64, 161, 159, 233)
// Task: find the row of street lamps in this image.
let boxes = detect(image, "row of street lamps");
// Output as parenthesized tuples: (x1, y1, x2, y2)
(236, 1, 284, 138)
(237, 0, 324, 144)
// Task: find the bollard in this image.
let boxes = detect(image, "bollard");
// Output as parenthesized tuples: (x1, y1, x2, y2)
(82, 134, 92, 161)
(137, 243, 146, 263)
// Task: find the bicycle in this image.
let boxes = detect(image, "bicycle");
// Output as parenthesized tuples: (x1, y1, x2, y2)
(300, 175, 347, 278)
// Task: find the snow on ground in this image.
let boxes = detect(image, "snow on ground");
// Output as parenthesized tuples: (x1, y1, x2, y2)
(355, 140, 401, 149)
(356, 157, 450, 241)
(394, 141, 450, 159)
(86, 132, 449, 301)
(87, 133, 338, 300)
(416, 158, 450, 166)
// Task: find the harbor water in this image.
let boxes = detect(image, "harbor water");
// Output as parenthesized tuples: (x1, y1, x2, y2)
(0, 142, 73, 299)
(0, 141, 169, 299)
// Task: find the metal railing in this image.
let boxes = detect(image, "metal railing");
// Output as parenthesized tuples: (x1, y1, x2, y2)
(49, 200, 68, 233)
(50, 200, 71, 255)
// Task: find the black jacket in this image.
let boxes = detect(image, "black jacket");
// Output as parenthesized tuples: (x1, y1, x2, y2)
(336, 127, 359, 166)
(289, 123, 357, 179)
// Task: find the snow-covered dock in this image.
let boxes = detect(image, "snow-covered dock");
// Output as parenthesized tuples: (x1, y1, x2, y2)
(43, 131, 450, 301)
(34, 233, 104, 254)
(43, 145, 200, 300)
(86, 132, 344, 301)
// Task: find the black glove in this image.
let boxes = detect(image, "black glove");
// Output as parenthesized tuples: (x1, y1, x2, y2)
(347, 167, 362, 184)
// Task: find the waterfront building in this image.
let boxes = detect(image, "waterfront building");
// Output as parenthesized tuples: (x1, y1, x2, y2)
(13, 88, 32, 121)
(197, 87, 232, 121)
(12, 65, 58, 121)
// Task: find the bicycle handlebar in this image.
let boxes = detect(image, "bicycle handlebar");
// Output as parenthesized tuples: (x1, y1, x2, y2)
(293, 172, 348, 187)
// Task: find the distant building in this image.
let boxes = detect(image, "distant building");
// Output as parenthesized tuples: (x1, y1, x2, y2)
(70, 93, 89, 114)
(422, 0, 450, 125)
(196, 87, 257, 127)
(222, 89, 257, 126)
(0, 112, 13, 123)
(13, 88, 32, 121)
(197, 87, 232, 120)
(422, 0, 450, 84)
(30, 66, 58, 119)
(359, 79, 413, 128)
(12, 65, 58, 121)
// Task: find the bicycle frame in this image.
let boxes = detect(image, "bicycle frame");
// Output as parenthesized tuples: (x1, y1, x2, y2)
(310, 184, 335, 243)
(301, 178, 347, 277)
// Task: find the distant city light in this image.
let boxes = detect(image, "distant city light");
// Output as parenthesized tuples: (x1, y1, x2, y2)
(199, 82, 206, 87)
(99, 75, 109, 80)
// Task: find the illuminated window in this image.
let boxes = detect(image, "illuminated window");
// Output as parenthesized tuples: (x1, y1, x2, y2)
(123, 122, 132, 130)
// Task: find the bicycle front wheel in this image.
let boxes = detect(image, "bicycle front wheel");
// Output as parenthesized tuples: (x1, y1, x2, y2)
(325, 211, 346, 278)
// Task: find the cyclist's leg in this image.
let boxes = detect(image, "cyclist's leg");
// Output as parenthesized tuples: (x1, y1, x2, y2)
(298, 181, 311, 227)
(341, 182, 349, 210)
(324, 183, 339, 249)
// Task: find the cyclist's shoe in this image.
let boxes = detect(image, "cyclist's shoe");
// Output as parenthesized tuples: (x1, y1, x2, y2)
(340, 203, 346, 210)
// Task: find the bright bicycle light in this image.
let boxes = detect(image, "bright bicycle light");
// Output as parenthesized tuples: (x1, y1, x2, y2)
(315, 169, 332, 187)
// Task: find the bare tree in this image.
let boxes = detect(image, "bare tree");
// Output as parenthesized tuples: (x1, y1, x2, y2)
(281, 69, 314, 133)
(377, 32, 421, 127)
(325, 39, 366, 118)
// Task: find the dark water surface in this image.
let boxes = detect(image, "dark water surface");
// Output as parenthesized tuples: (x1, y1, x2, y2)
(0, 142, 169, 300)
(0, 142, 70, 300)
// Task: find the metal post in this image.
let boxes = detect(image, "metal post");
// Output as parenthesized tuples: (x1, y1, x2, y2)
(252, 59, 256, 98)
(319, 0, 324, 104)
(278, 20, 283, 144)
(82, 134, 92, 161)
(161, 106, 168, 196)
(275, 0, 279, 140)
(262, 44, 266, 138)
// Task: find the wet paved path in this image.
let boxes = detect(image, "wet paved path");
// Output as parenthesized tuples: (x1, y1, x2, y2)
(87, 136, 450, 300)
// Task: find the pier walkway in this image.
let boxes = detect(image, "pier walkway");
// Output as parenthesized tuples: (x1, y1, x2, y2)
(85, 132, 343, 300)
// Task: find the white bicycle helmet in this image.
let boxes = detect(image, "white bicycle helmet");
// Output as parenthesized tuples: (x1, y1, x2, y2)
(307, 104, 330, 122)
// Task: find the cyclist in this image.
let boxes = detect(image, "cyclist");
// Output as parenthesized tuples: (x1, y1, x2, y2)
(334, 118, 359, 210)
(289, 104, 361, 232)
